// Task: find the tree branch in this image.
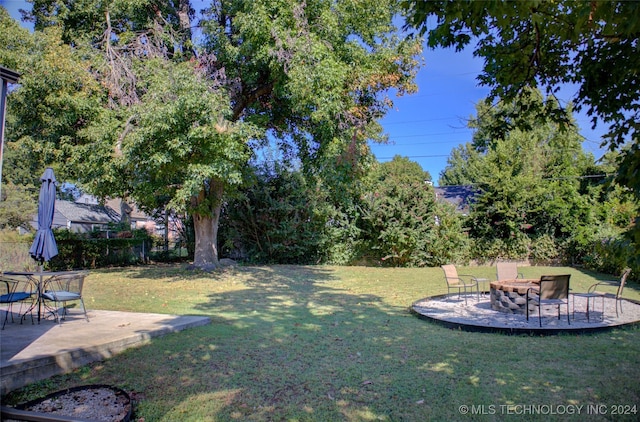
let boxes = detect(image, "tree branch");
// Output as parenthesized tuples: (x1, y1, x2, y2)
(231, 82, 274, 121)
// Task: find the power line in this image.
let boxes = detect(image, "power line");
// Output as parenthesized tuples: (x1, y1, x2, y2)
(389, 131, 472, 138)
(377, 154, 450, 160)
(373, 140, 469, 146)
(382, 116, 464, 125)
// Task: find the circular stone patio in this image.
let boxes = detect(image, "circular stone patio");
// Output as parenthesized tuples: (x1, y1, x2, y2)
(411, 294, 640, 335)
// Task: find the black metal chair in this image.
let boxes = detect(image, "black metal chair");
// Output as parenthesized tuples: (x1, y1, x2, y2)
(1, 275, 35, 329)
(526, 275, 571, 327)
(41, 271, 89, 325)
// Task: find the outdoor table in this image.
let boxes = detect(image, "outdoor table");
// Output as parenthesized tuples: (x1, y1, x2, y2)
(475, 277, 490, 295)
(3, 270, 88, 323)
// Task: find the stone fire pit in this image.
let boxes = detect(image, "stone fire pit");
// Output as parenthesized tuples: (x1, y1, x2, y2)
(490, 279, 540, 314)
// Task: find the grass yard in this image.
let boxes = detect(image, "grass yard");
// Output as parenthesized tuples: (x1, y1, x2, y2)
(3, 264, 640, 421)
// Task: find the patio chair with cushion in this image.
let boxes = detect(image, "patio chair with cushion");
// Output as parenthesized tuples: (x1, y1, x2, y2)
(1, 275, 35, 329)
(441, 265, 480, 305)
(574, 268, 631, 322)
(496, 261, 524, 281)
(526, 274, 571, 327)
(41, 271, 89, 325)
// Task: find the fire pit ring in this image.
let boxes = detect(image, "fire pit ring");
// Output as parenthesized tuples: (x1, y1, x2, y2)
(7, 384, 132, 422)
(490, 279, 540, 314)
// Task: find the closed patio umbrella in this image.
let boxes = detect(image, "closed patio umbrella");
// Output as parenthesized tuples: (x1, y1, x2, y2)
(29, 167, 58, 267)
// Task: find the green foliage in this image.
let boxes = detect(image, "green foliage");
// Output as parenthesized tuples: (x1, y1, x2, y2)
(587, 232, 637, 276)
(442, 90, 614, 263)
(438, 143, 483, 186)
(529, 234, 560, 265)
(0, 8, 32, 70)
(48, 229, 153, 270)
(427, 201, 471, 265)
(471, 235, 531, 263)
(0, 183, 37, 229)
(4, 0, 422, 267)
(371, 155, 430, 184)
(316, 199, 363, 266)
(359, 158, 437, 266)
(360, 182, 434, 266)
(222, 156, 464, 267)
(221, 165, 330, 264)
(2, 20, 103, 186)
(568, 221, 639, 279)
(75, 59, 252, 216)
(403, 0, 640, 259)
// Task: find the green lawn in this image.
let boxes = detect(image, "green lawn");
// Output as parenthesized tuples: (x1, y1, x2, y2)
(4, 265, 640, 421)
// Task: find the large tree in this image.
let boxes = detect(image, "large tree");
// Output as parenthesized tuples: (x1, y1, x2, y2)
(1, 9, 102, 227)
(9, 1, 421, 268)
(403, 0, 640, 259)
(440, 90, 627, 261)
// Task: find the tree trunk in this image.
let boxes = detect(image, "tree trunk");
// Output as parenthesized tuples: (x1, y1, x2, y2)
(163, 207, 169, 252)
(192, 179, 224, 268)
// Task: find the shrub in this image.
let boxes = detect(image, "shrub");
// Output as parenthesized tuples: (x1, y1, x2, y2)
(359, 181, 436, 267)
(425, 202, 471, 266)
(470, 233, 531, 263)
(47, 229, 153, 269)
(221, 168, 329, 264)
(529, 234, 559, 264)
(583, 230, 636, 276)
(317, 204, 363, 265)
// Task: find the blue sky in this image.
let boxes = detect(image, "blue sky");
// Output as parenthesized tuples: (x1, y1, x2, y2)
(378, 45, 608, 183)
(2, 0, 607, 185)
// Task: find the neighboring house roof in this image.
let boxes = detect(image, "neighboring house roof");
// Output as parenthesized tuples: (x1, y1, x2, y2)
(57, 200, 120, 224)
(76, 195, 153, 223)
(105, 198, 151, 222)
(434, 185, 479, 214)
(30, 200, 120, 230)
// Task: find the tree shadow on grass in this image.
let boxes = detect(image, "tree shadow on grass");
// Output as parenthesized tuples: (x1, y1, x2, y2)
(7, 266, 640, 421)
(92, 263, 240, 282)
(139, 266, 435, 420)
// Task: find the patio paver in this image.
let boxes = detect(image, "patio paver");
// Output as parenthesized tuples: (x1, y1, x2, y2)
(412, 294, 640, 335)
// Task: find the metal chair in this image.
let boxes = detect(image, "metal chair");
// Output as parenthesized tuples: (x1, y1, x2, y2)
(441, 265, 480, 305)
(1, 275, 35, 329)
(574, 268, 631, 322)
(526, 275, 571, 327)
(41, 271, 89, 324)
(496, 261, 524, 281)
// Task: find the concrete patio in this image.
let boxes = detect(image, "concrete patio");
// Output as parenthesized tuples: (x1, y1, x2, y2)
(0, 309, 210, 395)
